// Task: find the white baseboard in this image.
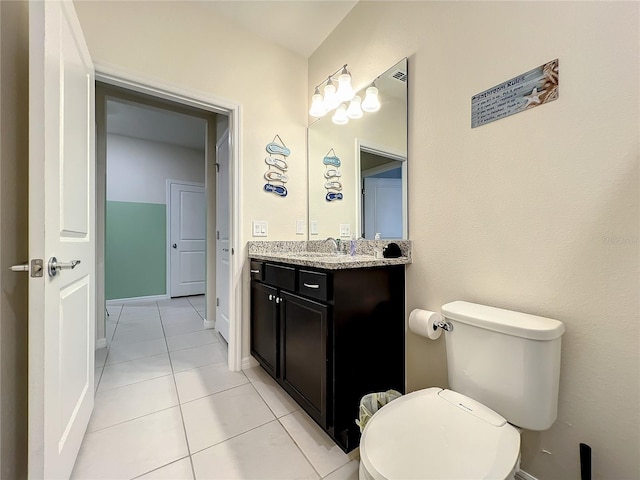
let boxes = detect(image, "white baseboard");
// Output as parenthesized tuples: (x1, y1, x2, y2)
(203, 318, 215, 329)
(516, 470, 538, 480)
(95, 338, 107, 349)
(107, 294, 169, 305)
(242, 356, 259, 370)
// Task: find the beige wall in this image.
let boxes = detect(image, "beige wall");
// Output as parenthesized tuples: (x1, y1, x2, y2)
(74, 1, 309, 360)
(310, 2, 639, 479)
(0, 1, 29, 478)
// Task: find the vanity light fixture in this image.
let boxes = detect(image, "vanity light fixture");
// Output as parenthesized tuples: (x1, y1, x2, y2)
(346, 95, 363, 119)
(310, 64, 380, 122)
(322, 77, 340, 112)
(361, 83, 381, 112)
(336, 65, 355, 102)
(310, 64, 355, 118)
(309, 86, 326, 117)
(332, 103, 349, 125)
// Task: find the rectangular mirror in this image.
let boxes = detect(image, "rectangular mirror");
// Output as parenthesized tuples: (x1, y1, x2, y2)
(308, 58, 408, 239)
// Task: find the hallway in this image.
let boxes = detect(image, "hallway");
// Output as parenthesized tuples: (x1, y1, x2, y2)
(72, 297, 358, 479)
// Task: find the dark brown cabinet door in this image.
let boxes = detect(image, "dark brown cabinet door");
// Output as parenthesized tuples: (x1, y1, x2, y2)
(279, 291, 329, 428)
(250, 282, 279, 378)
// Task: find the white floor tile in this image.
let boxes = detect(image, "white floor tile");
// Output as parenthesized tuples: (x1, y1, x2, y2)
(95, 347, 108, 368)
(106, 322, 116, 342)
(181, 383, 275, 453)
(191, 421, 318, 480)
(99, 353, 172, 391)
(158, 297, 192, 309)
(187, 295, 205, 307)
(106, 305, 122, 317)
(138, 457, 193, 479)
(112, 321, 165, 344)
(244, 366, 300, 418)
(322, 460, 360, 480)
(170, 342, 226, 373)
(163, 317, 207, 338)
(122, 305, 159, 316)
(88, 375, 178, 432)
(166, 329, 218, 352)
(174, 363, 249, 404)
(107, 337, 168, 365)
(118, 311, 161, 324)
(280, 410, 350, 477)
(160, 310, 204, 324)
(94, 367, 102, 393)
(71, 407, 188, 480)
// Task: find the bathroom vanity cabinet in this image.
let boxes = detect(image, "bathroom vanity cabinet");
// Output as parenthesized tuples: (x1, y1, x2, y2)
(249, 259, 405, 452)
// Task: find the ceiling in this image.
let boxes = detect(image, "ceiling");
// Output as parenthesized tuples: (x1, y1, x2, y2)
(197, 0, 358, 58)
(106, 99, 207, 151)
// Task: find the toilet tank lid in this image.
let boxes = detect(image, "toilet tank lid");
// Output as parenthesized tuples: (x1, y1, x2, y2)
(442, 301, 565, 340)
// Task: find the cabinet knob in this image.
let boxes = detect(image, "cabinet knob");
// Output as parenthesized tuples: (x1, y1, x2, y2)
(275, 297, 281, 304)
(269, 294, 274, 301)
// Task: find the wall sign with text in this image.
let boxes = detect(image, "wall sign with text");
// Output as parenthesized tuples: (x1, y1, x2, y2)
(471, 59, 559, 128)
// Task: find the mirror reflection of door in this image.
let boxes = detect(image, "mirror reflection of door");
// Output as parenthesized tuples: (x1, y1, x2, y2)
(360, 149, 406, 239)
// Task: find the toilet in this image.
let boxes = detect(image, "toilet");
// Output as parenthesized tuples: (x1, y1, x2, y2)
(359, 301, 565, 480)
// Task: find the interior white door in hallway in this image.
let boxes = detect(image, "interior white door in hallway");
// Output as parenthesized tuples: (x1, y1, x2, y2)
(28, 1, 96, 477)
(216, 130, 231, 342)
(363, 177, 403, 239)
(170, 182, 206, 297)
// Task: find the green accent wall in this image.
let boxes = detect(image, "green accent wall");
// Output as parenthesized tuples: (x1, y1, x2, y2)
(106, 201, 166, 300)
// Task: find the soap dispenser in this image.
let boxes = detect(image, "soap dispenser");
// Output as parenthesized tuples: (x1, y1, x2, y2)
(350, 234, 357, 256)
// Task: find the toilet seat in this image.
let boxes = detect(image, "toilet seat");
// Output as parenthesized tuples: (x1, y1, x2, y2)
(360, 387, 520, 480)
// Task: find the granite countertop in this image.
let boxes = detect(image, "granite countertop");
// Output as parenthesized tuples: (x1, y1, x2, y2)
(247, 240, 411, 270)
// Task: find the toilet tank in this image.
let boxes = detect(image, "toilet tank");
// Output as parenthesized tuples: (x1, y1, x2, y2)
(441, 301, 565, 431)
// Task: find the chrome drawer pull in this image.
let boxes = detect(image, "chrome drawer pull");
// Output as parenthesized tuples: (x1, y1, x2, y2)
(250, 269, 261, 274)
(303, 283, 320, 289)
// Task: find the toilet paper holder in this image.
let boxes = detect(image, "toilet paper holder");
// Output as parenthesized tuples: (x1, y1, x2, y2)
(433, 318, 454, 332)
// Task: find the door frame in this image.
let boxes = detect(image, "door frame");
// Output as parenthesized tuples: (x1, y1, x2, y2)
(95, 63, 243, 371)
(166, 180, 206, 300)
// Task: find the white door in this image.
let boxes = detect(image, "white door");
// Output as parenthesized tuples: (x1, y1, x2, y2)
(170, 183, 206, 297)
(363, 177, 403, 239)
(28, 1, 95, 478)
(216, 130, 231, 342)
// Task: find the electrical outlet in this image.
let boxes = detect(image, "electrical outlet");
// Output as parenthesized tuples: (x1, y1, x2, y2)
(296, 220, 305, 235)
(252, 221, 268, 237)
(340, 224, 351, 237)
(310, 221, 318, 235)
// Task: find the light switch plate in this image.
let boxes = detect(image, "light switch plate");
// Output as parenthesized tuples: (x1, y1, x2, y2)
(340, 224, 351, 237)
(310, 221, 318, 235)
(296, 220, 305, 235)
(252, 221, 268, 237)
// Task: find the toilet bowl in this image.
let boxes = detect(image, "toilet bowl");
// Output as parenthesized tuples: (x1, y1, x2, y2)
(359, 388, 521, 480)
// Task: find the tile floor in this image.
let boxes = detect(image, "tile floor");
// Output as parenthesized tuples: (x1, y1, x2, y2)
(73, 296, 359, 480)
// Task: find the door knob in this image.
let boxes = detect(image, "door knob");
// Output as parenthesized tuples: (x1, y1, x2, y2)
(47, 257, 81, 277)
(172, 243, 177, 249)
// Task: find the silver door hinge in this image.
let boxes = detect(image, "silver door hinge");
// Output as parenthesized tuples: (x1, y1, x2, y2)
(215, 163, 220, 173)
(216, 231, 220, 240)
(216, 298, 220, 307)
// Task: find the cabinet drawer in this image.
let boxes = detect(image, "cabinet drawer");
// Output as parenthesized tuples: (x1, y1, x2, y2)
(298, 270, 329, 302)
(264, 263, 296, 291)
(250, 261, 264, 281)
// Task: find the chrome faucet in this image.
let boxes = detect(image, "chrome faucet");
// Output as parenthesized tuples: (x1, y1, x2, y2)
(324, 237, 338, 254)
